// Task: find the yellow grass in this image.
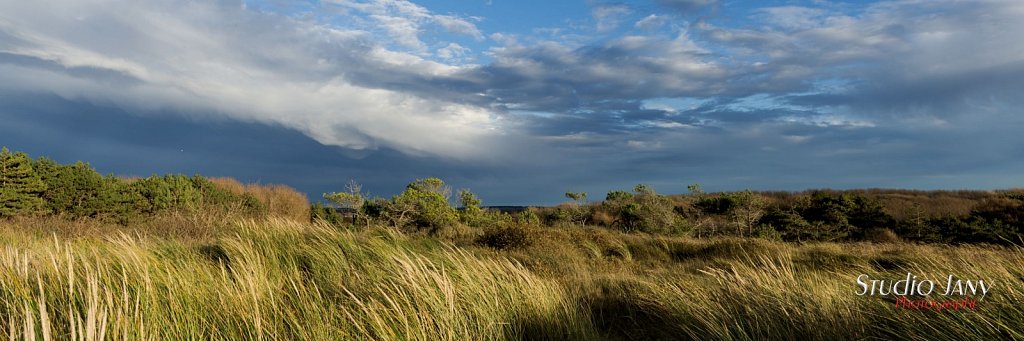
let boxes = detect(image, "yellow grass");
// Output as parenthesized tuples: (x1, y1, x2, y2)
(1, 217, 1022, 340)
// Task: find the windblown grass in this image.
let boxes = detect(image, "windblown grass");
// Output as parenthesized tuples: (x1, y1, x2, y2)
(2, 218, 1023, 340)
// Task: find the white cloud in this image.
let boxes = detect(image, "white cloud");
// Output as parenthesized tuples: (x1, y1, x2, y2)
(437, 43, 471, 61)
(0, 0, 500, 159)
(592, 4, 631, 32)
(755, 6, 827, 31)
(634, 14, 667, 30)
(434, 15, 484, 40)
(370, 14, 426, 50)
(326, 0, 485, 49)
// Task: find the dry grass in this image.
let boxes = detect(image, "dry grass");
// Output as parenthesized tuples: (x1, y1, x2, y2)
(2, 217, 1023, 340)
(208, 178, 310, 222)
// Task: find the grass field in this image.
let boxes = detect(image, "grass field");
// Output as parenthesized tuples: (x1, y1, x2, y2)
(2, 217, 1023, 340)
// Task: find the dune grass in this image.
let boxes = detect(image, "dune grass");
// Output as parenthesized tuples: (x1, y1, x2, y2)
(2, 218, 1023, 340)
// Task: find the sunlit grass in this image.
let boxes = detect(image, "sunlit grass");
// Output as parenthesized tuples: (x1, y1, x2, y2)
(2, 218, 1022, 340)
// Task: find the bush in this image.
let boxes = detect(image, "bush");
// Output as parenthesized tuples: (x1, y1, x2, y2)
(351, 178, 461, 232)
(211, 177, 310, 222)
(758, 208, 810, 241)
(476, 224, 534, 250)
(754, 225, 782, 240)
(602, 184, 683, 234)
(862, 228, 901, 243)
(458, 188, 485, 226)
(795, 192, 895, 241)
(549, 203, 591, 227)
(311, 202, 347, 227)
(517, 209, 541, 226)
(3, 148, 275, 223)
(695, 195, 738, 215)
(394, 178, 459, 232)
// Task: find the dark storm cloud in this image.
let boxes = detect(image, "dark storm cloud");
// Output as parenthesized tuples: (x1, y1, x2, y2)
(0, 91, 546, 203)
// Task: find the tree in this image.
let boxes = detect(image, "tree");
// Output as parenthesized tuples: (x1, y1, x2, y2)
(324, 179, 368, 226)
(729, 190, 766, 237)
(0, 148, 46, 216)
(457, 188, 484, 226)
(686, 183, 713, 238)
(563, 191, 589, 227)
(605, 190, 633, 203)
(609, 184, 683, 234)
(131, 175, 201, 213)
(794, 192, 894, 241)
(758, 208, 811, 241)
(687, 183, 705, 196)
(34, 158, 111, 218)
(311, 202, 346, 226)
(389, 178, 458, 232)
(565, 191, 587, 203)
(99, 176, 148, 223)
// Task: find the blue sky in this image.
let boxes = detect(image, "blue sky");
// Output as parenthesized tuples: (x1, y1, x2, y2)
(2, 0, 1023, 205)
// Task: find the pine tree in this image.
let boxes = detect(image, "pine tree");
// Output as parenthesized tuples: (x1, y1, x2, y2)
(0, 148, 47, 216)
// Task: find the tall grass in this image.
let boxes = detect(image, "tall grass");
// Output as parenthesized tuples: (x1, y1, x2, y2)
(0, 219, 589, 340)
(2, 218, 1023, 340)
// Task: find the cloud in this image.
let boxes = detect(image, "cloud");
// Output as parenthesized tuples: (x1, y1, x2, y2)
(370, 14, 427, 50)
(437, 42, 471, 61)
(591, 4, 632, 32)
(459, 0, 1024, 194)
(714, 1, 1024, 123)
(3, 0, 1024, 201)
(466, 32, 724, 114)
(634, 14, 668, 30)
(433, 15, 484, 40)
(0, 0, 500, 159)
(326, 0, 485, 49)
(657, 0, 716, 13)
(754, 6, 827, 31)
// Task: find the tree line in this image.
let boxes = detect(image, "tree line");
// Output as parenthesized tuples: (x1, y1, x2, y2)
(0, 148, 307, 223)
(313, 177, 1024, 245)
(4, 147, 1022, 244)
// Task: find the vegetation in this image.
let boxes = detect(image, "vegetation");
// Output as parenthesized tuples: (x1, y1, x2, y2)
(2, 147, 1024, 339)
(0, 149, 308, 225)
(5, 148, 1023, 245)
(0, 148, 46, 216)
(2, 218, 1023, 340)
(533, 187, 1024, 245)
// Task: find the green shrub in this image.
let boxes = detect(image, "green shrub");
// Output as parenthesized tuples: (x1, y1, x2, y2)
(394, 178, 459, 232)
(758, 208, 810, 241)
(517, 209, 541, 226)
(311, 202, 347, 227)
(602, 184, 683, 234)
(458, 188, 485, 226)
(754, 225, 781, 240)
(352, 178, 461, 232)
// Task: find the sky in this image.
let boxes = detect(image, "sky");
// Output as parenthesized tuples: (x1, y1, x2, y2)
(1, 0, 1023, 205)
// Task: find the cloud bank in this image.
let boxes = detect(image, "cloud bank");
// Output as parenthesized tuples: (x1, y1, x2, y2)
(2, 0, 1024, 203)
(0, 0, 498, 159)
